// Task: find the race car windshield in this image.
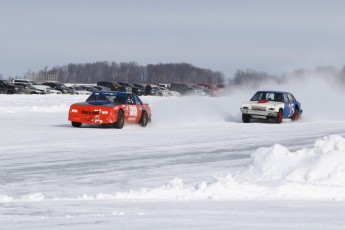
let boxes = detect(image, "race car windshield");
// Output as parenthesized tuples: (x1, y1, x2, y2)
(87, 94, 109, 101)
(250, 92, 284, 102)
(86, 94, 127, 103)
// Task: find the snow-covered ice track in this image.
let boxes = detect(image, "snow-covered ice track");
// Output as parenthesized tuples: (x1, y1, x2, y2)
(1, 91, 345, 229)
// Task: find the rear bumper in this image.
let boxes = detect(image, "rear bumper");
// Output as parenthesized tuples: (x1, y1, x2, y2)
(68, 107, 116, 124)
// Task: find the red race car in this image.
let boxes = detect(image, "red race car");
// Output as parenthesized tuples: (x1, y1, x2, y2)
(68, 91, 151, 129)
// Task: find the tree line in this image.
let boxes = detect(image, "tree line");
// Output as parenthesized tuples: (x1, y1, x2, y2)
(6, 62, 345, 87)
(34, 61, 225, 84)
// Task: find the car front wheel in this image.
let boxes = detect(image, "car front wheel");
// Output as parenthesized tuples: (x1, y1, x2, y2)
(139, 111, 148, 127)
(291, 108, 299, 121)
(242, 114, 250, 123)
(275, 109, 283, 124)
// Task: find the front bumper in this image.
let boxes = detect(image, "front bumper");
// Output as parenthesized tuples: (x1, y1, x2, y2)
(240, 108, 278, 118)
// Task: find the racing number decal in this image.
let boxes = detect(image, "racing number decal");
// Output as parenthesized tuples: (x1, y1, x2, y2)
(129, 106, 138, 117)
(288, 103, 295, 117)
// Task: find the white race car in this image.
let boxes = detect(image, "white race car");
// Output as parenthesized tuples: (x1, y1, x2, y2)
(240, 91, 303, 124)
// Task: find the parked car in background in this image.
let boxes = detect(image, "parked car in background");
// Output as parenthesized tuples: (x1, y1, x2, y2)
(191, 85, 212, 96)
(13, 82, 45, 94)
(42, 81, 76, 94)
(195, 83, 223, 96)
(67, 85, 92, 95)
(79, 85, 100, 93)
(116, 82, 136, 94)
(0, 80, 24, 94)
(151, 86, 168, 96)
(92, 85, 111, 91)
(158, 83, 170, 88)
(149, 86, 179, 97)
(12, 79, 51, 94)
(97, 81, 131, 93)
(47, 87, 62, 94)
(130, 83, 145, 96)
(165, 88, 180, 97)
(169, 83, 196, 95)
(133, 83, 147, 95)
(68, 91, 151, 129)
(118, 82, 145, 96)
(240, 91, 303, 124)
(157, 85, 180, 96)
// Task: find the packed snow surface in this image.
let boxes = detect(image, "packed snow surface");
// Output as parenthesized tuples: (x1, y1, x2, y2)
(1, 77, 345, 229)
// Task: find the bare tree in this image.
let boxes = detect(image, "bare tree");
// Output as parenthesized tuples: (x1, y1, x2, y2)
(36, 61, 224, 84)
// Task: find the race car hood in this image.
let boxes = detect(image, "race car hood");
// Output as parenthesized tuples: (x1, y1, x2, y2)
(241, 100, 284, 109)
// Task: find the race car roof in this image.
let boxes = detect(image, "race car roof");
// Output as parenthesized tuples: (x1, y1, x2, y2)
(91, 91, 133, 97)
(255, 90, 291, 94)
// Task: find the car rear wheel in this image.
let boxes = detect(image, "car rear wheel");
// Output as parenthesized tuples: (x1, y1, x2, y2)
(139, 111, 148, 127)
(71, 121, 82, 127)
(114, 110, 124, 129)
(275, 109, 283, 124)
(291, 108, 299, 121)
(242, 114, 250, 123)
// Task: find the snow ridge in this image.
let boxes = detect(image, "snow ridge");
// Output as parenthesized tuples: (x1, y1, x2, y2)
(2, 135, 345, 202)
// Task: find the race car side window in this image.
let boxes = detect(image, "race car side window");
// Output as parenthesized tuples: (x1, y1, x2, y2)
(287, 93, 295, 103)
(284, 94, 289, 103)
(275, 93, 284, 102)
(289, 93, 296, 102)
(126, 95, 135, 104)
(267, 93, 274, 101)
(133, 95, 142, 105)
(116, 96, 126, 104)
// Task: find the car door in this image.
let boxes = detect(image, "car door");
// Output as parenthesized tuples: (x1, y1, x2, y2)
(285, 93, 296, 118)
(133, 94, 144, 122)
(125, 95, 140, 122)
(283, 93, 293, 118)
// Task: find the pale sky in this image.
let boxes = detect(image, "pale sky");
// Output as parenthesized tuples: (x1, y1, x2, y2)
(1, 0, 345, 78)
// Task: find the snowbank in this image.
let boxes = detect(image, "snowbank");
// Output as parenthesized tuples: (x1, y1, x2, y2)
(101, 135, 345, 201)
(71, 135, 341, 201)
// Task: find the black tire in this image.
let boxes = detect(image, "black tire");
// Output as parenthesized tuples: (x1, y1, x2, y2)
(7, 90, 14, 94)
(139, 111, 148, 127)
(291, 108, 299, 121)
(275, 109, 283, 124)
(242, 114, 250, 123)
(71, 121, 82, 127)
(114, 110, 124, 129)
